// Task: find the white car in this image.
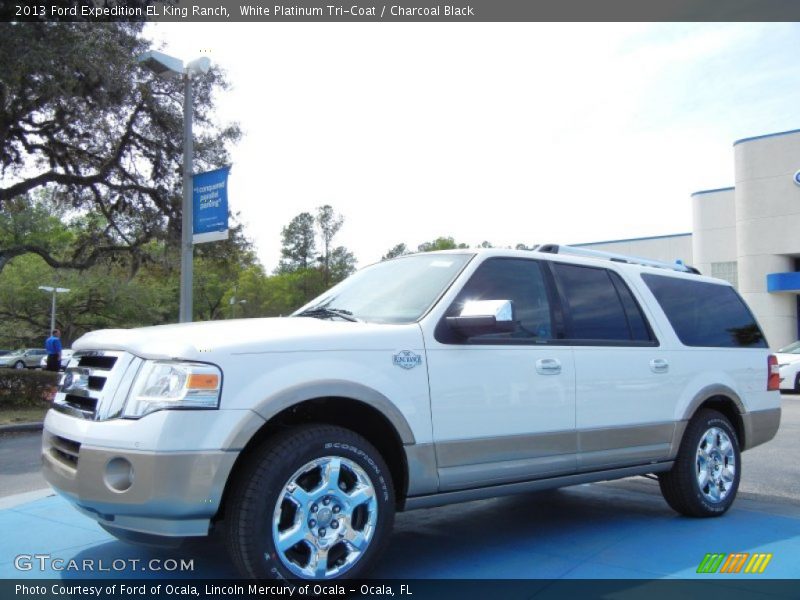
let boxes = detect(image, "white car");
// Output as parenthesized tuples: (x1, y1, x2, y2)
(776, 340, 800, 392)
(39, 349, 74, 371)
(42, 245, 781, 581)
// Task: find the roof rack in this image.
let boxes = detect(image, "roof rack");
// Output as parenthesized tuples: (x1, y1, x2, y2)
(536, 244, 701, 275)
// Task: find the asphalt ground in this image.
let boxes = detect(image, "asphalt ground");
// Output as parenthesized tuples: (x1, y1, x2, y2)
(0, 396, 798, 585)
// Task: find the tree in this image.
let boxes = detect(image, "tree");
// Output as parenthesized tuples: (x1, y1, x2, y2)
(382, 243, 410, 260)
(417, 237, 469, 252)
(275, 206, 355, 305)
(278, 212, 316, 273)
(315, 204, 344, 286)
(328, 246, 357, 282)
(0, 22, 239, 275)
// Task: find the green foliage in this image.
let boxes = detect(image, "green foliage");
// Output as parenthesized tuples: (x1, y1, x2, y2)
(382, 243, 410, 260)
(0, 369, 59, 408)
(275, 206, 356, 308)
(417, 237, 470, 252)
(278, 212, 316, 273)
(0, 22, 240, 274)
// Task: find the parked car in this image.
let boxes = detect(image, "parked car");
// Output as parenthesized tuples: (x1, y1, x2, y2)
(42, 246, 781, 581)
(0, 350, 12, 357)
(39, 349, 74, 371)
(0, 348, 47, 369)
(776, 340, 800, 392)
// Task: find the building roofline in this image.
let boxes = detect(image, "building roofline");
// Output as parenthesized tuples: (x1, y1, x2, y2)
(691, 186, 735, 197)
(572, 233, 692, 247)
(734, 128, 800, 147)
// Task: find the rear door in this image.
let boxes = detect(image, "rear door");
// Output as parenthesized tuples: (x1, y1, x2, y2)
(549, 263, 678, 471)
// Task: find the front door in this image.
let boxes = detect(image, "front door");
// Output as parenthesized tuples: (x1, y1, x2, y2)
(424, 257, 577, 492)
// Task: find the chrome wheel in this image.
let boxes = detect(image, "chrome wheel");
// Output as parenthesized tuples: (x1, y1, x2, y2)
(272, 455, 378, 579)
(696, 426, 736, 503)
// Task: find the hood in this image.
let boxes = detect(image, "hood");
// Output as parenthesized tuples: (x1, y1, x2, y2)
(72, 317, 419, 361)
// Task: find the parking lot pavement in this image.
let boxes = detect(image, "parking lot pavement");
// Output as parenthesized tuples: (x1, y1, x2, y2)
(1, 482, 798, 581)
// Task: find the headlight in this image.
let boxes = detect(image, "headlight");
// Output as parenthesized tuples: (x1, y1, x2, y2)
(123, 361, 222, 418)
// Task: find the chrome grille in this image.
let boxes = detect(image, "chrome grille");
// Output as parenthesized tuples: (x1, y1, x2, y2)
(52, 350, 140, 420)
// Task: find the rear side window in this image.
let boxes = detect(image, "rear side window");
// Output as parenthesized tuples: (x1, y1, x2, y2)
(642, 274, 767, 348)
(552, 263, 654, 343)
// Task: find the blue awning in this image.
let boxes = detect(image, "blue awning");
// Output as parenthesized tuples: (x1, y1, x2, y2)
(767, 272, 800, 293)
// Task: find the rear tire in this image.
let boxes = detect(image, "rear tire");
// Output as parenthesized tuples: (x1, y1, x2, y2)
(659, 409, 741, 517)
(224, 424, 394, 580)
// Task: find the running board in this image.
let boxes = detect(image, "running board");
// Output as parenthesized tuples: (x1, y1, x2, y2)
(403, 462, 674, 511)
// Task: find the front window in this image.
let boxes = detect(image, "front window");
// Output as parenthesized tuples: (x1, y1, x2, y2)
(294, 253, 474, 324)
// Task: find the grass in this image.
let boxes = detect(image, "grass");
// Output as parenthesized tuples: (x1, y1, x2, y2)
(0, 405, 49, 425)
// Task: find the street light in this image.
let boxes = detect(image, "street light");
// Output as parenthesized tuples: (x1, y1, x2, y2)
(136, 50, 212, 323)
(38, 286, 70, 333)
(229, 296, 247, 319)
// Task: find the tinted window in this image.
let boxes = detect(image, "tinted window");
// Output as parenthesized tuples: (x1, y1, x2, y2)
(610, 271, 652, 341)
(553, 264, 652, 342)
(443, 258, 553, 343)
(642, 274, 767, 348)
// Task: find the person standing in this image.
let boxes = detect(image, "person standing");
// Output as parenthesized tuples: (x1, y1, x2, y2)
(45, 329, 62, 372)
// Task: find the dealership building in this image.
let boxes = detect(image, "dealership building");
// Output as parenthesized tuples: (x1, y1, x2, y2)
(578, 128, 800, 350)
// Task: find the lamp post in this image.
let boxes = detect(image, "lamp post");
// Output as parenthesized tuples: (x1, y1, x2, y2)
(136, 51, 211, 323)
(229, 297, 247, 319)
(38, 286, 70, 333)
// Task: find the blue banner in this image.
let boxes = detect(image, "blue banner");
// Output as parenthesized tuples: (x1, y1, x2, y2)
(192, 166, 230, 244)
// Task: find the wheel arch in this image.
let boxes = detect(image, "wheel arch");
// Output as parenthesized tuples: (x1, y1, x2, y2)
(679, 384, 747, 449)
(216, 382, 415, 521)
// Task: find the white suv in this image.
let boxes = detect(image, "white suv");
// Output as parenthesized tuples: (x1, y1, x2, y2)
(42, 246, 781, 580)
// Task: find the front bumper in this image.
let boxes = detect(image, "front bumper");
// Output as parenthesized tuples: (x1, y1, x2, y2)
(42, 427, 239, 538)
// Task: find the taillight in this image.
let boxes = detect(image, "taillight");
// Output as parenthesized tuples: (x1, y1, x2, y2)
(768, 355, 780, 391)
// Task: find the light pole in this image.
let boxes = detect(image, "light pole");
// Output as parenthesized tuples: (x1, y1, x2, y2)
(229, 297, 247, 319)
(38, 286, 70, 333)
(137, 51, 211, 323)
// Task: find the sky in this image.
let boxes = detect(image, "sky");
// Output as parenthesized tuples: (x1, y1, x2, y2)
(147, 23, 800, 271)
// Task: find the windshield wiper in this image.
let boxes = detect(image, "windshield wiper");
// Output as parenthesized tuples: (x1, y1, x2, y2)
(295, 307, 360, 322)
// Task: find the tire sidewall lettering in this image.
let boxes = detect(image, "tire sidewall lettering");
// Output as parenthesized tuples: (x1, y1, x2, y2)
(324, 442, 390, 502)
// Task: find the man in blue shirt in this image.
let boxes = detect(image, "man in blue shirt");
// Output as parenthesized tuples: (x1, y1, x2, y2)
(45, 329, 62, 372)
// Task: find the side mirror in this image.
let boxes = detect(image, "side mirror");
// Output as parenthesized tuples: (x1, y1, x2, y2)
(446, 299, 515, 336)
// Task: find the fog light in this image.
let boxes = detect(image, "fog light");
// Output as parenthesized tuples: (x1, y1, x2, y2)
(104, 457, 134, 492)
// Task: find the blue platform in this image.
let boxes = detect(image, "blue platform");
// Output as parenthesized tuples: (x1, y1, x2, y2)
(1, 482, 798, 581)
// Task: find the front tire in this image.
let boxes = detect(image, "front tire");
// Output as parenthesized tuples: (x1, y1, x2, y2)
(659, 409, 741, 517)
(14, 361, 24, 369)
(225, 424, 395, 580)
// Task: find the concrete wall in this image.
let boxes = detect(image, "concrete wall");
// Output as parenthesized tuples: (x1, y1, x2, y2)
(576, 234, 693, 267)
(734, 131, 800, 350)
(691, 187, 737, 278)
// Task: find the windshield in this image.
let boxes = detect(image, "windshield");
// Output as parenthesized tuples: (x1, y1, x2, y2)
(294, 253, 474, 324)
(778, 340, 800, 354)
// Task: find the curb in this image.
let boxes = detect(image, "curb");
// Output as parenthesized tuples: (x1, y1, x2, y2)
(0, 487, 55, 510)
(0, 421, 43, 433)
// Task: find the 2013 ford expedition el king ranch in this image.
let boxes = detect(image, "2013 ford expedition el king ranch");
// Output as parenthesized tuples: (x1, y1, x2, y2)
(42, 245, 781, 580)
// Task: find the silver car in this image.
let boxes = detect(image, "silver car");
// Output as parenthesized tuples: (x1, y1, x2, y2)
(0, 348, 47, 369)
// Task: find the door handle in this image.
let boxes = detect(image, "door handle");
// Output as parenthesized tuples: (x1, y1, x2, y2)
(536, 358, 562, 375)
(650, 358, 669, 374)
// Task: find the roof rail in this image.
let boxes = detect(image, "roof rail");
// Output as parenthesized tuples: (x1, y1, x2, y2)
(536, 244, 701, 275)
